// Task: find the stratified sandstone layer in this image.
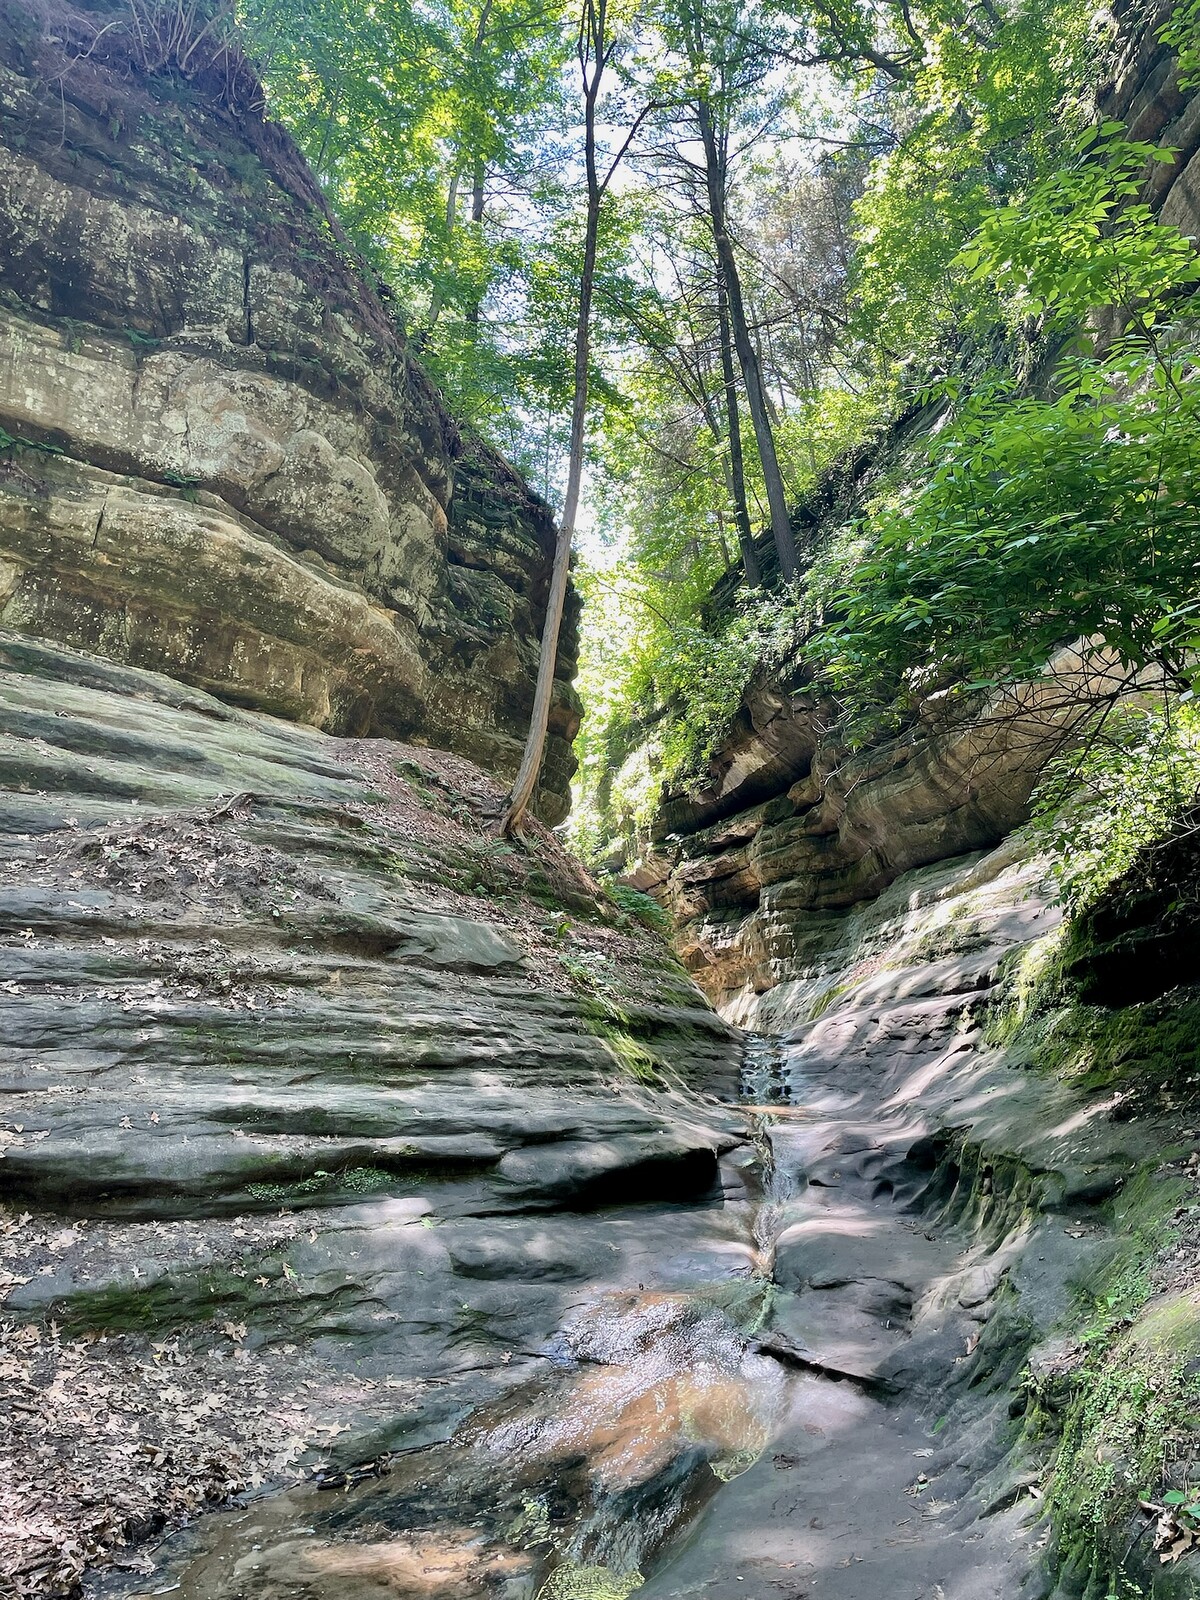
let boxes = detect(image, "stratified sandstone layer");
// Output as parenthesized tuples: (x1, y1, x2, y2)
(625, 654, 1130, 1011)
(0, 630, 743, 1594)
(0, 1, 578, 821)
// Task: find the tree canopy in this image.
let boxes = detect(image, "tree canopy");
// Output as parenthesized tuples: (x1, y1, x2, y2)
(231, 0, 1200, 866)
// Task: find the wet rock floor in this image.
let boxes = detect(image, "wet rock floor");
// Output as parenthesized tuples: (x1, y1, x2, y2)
(3, 637, 1191, 1600)
(100, 1021, 1063, 1600)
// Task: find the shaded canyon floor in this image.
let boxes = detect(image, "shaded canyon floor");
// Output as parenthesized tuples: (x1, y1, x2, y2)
(2, 637, 1199, 1599)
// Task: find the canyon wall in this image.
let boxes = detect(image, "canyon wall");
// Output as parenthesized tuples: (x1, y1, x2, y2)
(626, 646, 1147, 1015)
(625, 0, 1200, 1012)
(1100, 0, 1200, 241)
(0, 0, 578, 822)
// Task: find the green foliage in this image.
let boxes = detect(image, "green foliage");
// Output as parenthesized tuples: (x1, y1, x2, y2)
(811, 342, 1200, 721)
(809, 126, 1200, 732)
(557, 947, 618, 993)
(850, 0, 1103, 375)
(241, 0, 572, 442)
(963, 128, 1200, 331)
(571, 579, 805, 854)
(1162, 0, 1200, 91)
(603, 881, 672, 934)
(1027, 707, 1200, 916)
(571, 0, 1141, 855)
(0, 427, 64, 457)
(457, 836, 516, 895)
(653, 602, 804, 783)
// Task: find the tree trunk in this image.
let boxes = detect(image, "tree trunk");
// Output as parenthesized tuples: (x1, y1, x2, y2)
(715, 264, 762, 586)
(501, 0, 609, 835)
(697, 97, 798, 583)
(466, 158, 486, 325)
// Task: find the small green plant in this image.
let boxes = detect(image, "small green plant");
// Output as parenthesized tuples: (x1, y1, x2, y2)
(161, 467, 202, 502)
(604, 880, 671, 934)
(459, 837, 515, 895)
(395, 758, 435, 790)
(1161, 1487, 1200, 1521)
(557, 949, 616, 992)
(245, 1165, 392, 1203)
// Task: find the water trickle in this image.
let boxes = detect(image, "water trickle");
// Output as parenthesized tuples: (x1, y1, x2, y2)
(738, 1033, 798, 1280)
(738, 1031, 790, 1105)
(104, 1037, 802, 1600)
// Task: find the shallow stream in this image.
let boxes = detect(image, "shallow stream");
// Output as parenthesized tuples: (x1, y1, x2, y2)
(103, 1026, 1030, 1600)
(103, 1035, 803, 1600)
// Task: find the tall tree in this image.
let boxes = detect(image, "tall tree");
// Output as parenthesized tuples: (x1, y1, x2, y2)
(714, 261, 762, 585)
(665, 0, 801, 581)
(600, 210, 764, 588)
(501, 0, 646, 832)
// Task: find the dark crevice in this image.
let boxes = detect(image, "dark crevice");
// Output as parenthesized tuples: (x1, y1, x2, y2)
(242, 252, 254, 346)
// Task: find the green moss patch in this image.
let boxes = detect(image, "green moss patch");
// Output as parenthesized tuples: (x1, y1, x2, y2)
(593, 1021, 665, 1085)
(58, 1260, 289, 1336)
(1045, 1337, 1200, 1594)
(1130, 1291, 1200, 1362)
(1022, 1168, 1199, 1593)
(245, 1165, 394, 1204)
(988, 935, 1200, 1106)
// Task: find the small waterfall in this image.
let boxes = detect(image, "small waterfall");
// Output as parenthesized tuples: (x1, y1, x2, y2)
(738, 1033, 796, 1280)
(739, 1031, 789, 1105)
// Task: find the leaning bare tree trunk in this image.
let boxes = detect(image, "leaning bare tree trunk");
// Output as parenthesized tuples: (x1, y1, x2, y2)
(698, 98, 798, 583)
(715, 264, 762, 587)
(501, 0, 609, 835)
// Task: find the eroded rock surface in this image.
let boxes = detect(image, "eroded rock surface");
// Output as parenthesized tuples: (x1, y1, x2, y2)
(641, 846, 1200, 1600)
(1100, 0, 1200, 245)
(0, 1, 577, 820)
(0, 633, 746, 1595)
(626, 663, 1108, 1012)
(63, 831, 1200, 1600)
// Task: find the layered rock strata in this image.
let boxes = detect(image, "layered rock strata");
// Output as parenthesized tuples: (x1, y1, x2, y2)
(0, 630, 742, 1594)
(626, 654, 1131, 1011)
(0, 1, 578, 822)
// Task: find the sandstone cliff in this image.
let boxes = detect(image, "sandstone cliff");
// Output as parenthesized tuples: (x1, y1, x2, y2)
(618, 0, 1200, 1012)
(623, 649, 1135, 1012)
(0, 0, 579, 822)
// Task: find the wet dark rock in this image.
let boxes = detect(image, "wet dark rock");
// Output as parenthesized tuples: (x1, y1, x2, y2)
(0, 635, 752, 1591)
